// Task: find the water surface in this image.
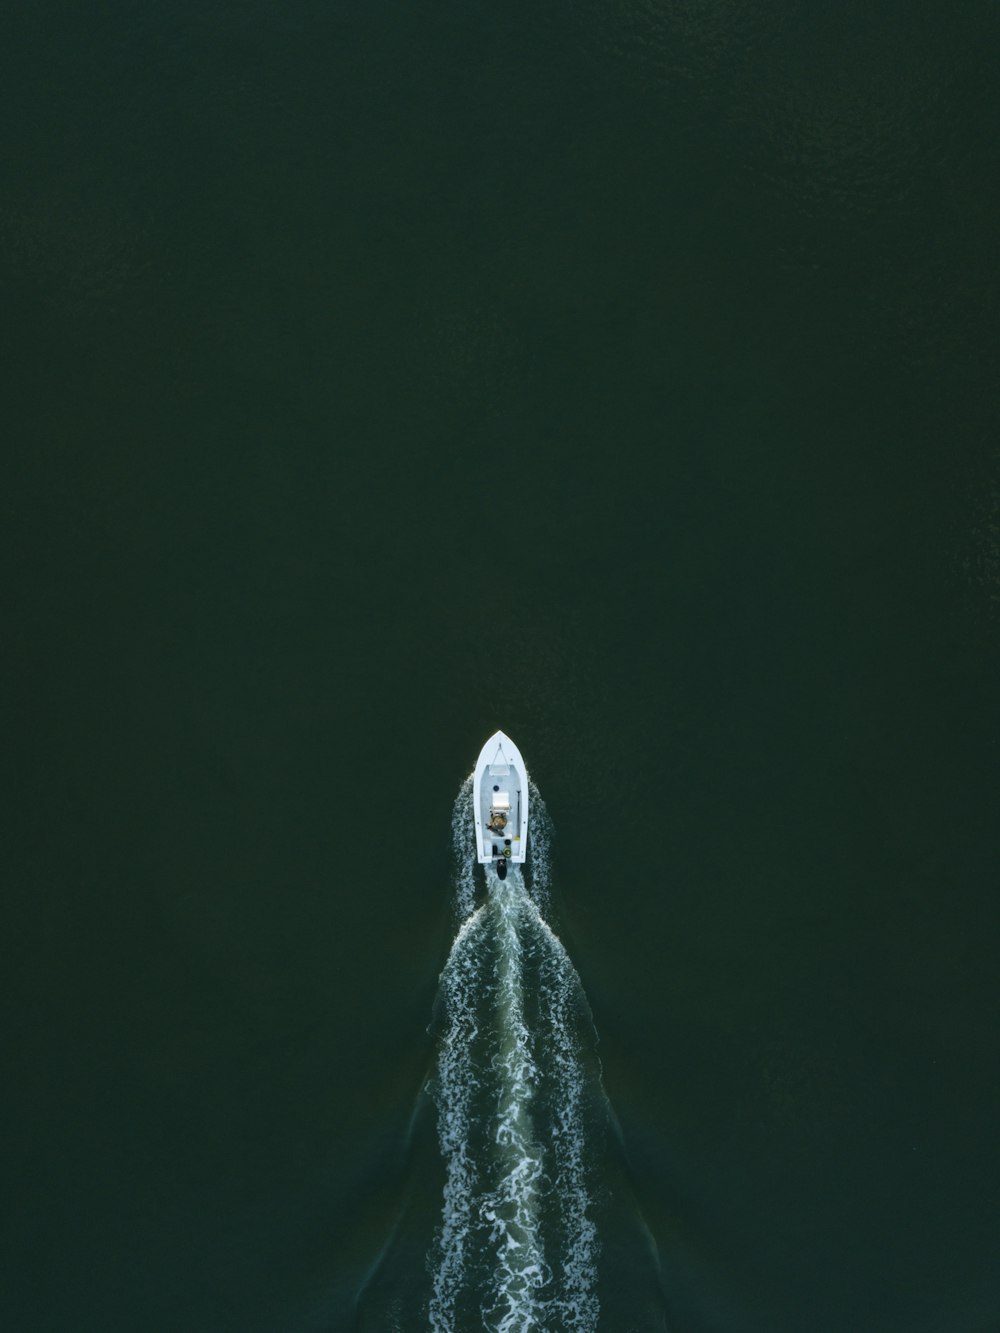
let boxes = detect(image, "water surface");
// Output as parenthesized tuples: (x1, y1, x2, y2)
(4, 1, 1000, 1330)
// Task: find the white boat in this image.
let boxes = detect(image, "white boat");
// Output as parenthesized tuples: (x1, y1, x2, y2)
(473, 730, 529, 880)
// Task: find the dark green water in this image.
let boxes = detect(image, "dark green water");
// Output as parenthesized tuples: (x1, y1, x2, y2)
(5, 1, 1000, 1328)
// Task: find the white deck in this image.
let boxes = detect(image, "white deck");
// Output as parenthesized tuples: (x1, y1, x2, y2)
(473, 731, 529, 864)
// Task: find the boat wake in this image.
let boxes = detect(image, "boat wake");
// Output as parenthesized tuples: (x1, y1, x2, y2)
(428, 781, 600, 1332)
(355, 776, 666, 1332)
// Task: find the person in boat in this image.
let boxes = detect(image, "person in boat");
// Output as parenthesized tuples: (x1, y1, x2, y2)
(488, 811, 507, 834)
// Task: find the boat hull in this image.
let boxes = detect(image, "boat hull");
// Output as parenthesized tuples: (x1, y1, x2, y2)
(473, 731, 528, 865)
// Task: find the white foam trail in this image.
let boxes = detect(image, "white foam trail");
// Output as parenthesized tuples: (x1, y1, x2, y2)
(482, 873, 549, 1332)
(428, 780, 600, 1333)
(528, 897, 600, 1330)
(525, 779, 553, 914)
(451, 772, 477, 922)
(428, 902, 488, 1330)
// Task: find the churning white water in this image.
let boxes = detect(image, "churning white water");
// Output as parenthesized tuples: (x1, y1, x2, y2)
(428, 780, 600, 1332)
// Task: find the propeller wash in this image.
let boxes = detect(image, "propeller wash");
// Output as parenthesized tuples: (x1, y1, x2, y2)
(428, 773, 600, 1332)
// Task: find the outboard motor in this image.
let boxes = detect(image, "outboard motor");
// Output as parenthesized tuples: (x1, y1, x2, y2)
(497, 855, 507, 880)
